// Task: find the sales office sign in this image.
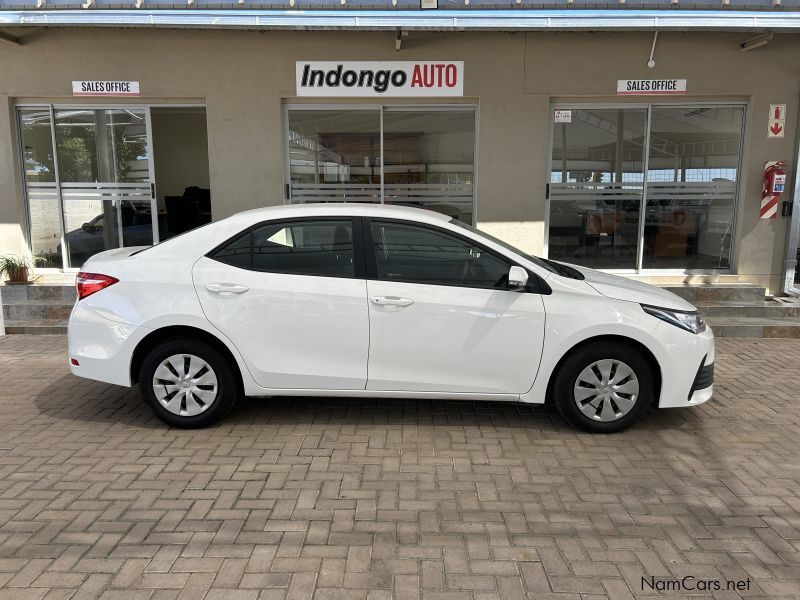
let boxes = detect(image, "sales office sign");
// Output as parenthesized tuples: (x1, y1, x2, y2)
(72, 81, 140, 96)
(617, 79, 687, 96)
(296, 61, 464, 97)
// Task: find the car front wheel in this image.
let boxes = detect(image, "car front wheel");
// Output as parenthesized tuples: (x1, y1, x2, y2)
(139, 338, 238, 428)
(552, 341, 654, 433)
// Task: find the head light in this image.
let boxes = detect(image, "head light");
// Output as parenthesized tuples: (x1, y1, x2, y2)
(641, 304, 706, 334)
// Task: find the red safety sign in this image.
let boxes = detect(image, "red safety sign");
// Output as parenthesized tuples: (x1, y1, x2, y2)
(768, 104, 786, 138)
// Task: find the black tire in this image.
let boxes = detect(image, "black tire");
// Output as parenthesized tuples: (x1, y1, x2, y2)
(552, 340, 654, 433)
(139, 338, 239, 428)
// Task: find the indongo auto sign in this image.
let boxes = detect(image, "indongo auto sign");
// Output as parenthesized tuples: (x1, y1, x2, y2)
(296, 61, 464, 97)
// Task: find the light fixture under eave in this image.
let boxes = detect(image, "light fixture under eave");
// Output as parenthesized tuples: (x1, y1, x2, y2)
(740, 32, 774, 51)
(647, 30, 658, 68)
(395, 28, 408, 51)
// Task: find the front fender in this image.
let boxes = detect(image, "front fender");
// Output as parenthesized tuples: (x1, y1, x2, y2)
(522, 290, 662, 404)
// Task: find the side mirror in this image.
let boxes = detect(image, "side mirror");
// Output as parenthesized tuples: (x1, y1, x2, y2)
(508, 265, 529, 291)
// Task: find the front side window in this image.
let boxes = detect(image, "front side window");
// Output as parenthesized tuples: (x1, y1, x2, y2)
(211, 219, 355, 278)
(370, 221, 509, 289)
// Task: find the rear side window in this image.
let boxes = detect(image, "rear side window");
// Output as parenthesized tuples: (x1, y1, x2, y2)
(210, 219, 355, 278)
(212, 231, 251, 269)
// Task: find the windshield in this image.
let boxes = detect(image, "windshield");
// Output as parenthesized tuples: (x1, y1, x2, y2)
(449, 219, 559, 274)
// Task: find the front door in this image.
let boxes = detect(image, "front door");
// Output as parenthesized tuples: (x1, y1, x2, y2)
(364, 219, 546, 395)
(192, 218, 369, 390)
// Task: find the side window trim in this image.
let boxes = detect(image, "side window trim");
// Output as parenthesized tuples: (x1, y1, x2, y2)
(207, 216, 366, 280)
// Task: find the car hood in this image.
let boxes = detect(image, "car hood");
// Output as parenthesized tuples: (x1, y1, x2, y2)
(565, 264, 697, 312)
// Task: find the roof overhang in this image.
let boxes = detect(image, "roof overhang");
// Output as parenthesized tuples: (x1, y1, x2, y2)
(1, 9, 800, 32)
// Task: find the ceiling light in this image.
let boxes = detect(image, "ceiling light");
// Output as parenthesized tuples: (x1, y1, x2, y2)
(740, 32, 773, 51)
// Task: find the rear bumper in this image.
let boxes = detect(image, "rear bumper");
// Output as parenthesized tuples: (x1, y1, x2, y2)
(67, 303, 147, 387)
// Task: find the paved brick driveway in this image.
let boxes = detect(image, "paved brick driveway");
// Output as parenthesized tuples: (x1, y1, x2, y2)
(0, 335, 798, 600)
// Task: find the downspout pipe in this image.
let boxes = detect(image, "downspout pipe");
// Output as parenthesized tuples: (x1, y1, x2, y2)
(783, 91, 800, 296)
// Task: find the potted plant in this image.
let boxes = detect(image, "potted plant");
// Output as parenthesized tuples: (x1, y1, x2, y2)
(0, 255, 39, 284)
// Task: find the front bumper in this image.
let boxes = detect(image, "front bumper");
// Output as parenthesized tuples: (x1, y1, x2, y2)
(654, 321, 715, 409)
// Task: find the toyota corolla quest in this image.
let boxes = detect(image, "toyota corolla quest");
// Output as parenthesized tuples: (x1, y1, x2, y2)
(67, 204, 714, 433)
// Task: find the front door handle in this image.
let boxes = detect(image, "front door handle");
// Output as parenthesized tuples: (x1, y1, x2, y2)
(206, 283, 249, 295)
(371, 295, 414, 307)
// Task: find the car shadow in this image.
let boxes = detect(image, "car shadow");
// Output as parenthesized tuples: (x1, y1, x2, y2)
(34, 373, 704, 435)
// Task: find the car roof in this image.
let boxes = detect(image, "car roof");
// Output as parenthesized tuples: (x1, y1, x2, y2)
(227, 203, 452, 226)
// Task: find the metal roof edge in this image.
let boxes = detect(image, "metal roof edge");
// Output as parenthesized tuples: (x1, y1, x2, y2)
(0, 9, 798, 31)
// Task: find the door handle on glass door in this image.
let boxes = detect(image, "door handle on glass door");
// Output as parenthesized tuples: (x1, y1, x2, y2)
(371, 296, 414, 307)
(206, 283, 249, 295)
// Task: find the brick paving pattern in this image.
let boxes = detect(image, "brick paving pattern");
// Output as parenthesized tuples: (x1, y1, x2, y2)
(0, 335, 798, 599)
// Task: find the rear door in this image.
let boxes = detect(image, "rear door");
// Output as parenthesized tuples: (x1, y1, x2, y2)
(364, 219, 546, 395)
(192, 217, 369, 390)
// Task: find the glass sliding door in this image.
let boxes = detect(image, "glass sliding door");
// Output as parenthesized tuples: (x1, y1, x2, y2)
(382, 109, 475, 223)
(17, 106, 157, 270)
(285, 106, 477, 223)
(55, 108, 154, 268)
(547, 104, 745, 273)
(287, 109, 382, 204)
(643, 106, 743, 270)
(19, 108, 62, 268)
(548, 108, 647, 270)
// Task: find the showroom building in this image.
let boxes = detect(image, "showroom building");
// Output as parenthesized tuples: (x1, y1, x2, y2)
(1, 2, 800, 294)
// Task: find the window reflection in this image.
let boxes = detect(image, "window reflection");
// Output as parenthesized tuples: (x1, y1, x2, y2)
(643, 106, 743, 270)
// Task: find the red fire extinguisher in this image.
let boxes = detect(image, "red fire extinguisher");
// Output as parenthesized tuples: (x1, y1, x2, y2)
(760, 161, 787, 219)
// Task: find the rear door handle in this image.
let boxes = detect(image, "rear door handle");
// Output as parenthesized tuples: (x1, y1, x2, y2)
(371, 295, 414, 307)
(206, 283, 249, 295)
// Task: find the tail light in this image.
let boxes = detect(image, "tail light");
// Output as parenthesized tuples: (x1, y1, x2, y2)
(76, 272, 119, 300)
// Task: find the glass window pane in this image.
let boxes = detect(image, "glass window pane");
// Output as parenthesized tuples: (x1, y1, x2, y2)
(19, 109, 62, 268)
(382, 110, 475, 224)
(249, 220, 355, 277)
(287, 110, 381, 204)
(55, 108, 149, 183)
(643, 106, 743, 270)
(370, 221, 508, 289)
(212, 231, 252, 269)
(55, 108, 153, 267)
(62, 200, 122, 269)
(548, 108, 647, 270)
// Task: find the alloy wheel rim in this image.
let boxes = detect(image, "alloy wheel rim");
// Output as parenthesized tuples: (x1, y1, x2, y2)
(573, 359, 639, 422)
(152, 354, 218, 417)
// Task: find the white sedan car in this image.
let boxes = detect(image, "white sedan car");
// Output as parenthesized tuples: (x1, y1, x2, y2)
(68, 204, 714, 433)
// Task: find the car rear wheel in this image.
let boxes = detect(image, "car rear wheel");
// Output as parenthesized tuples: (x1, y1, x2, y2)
(552, 341, 653, 433)
(139, 338, 238, 428)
